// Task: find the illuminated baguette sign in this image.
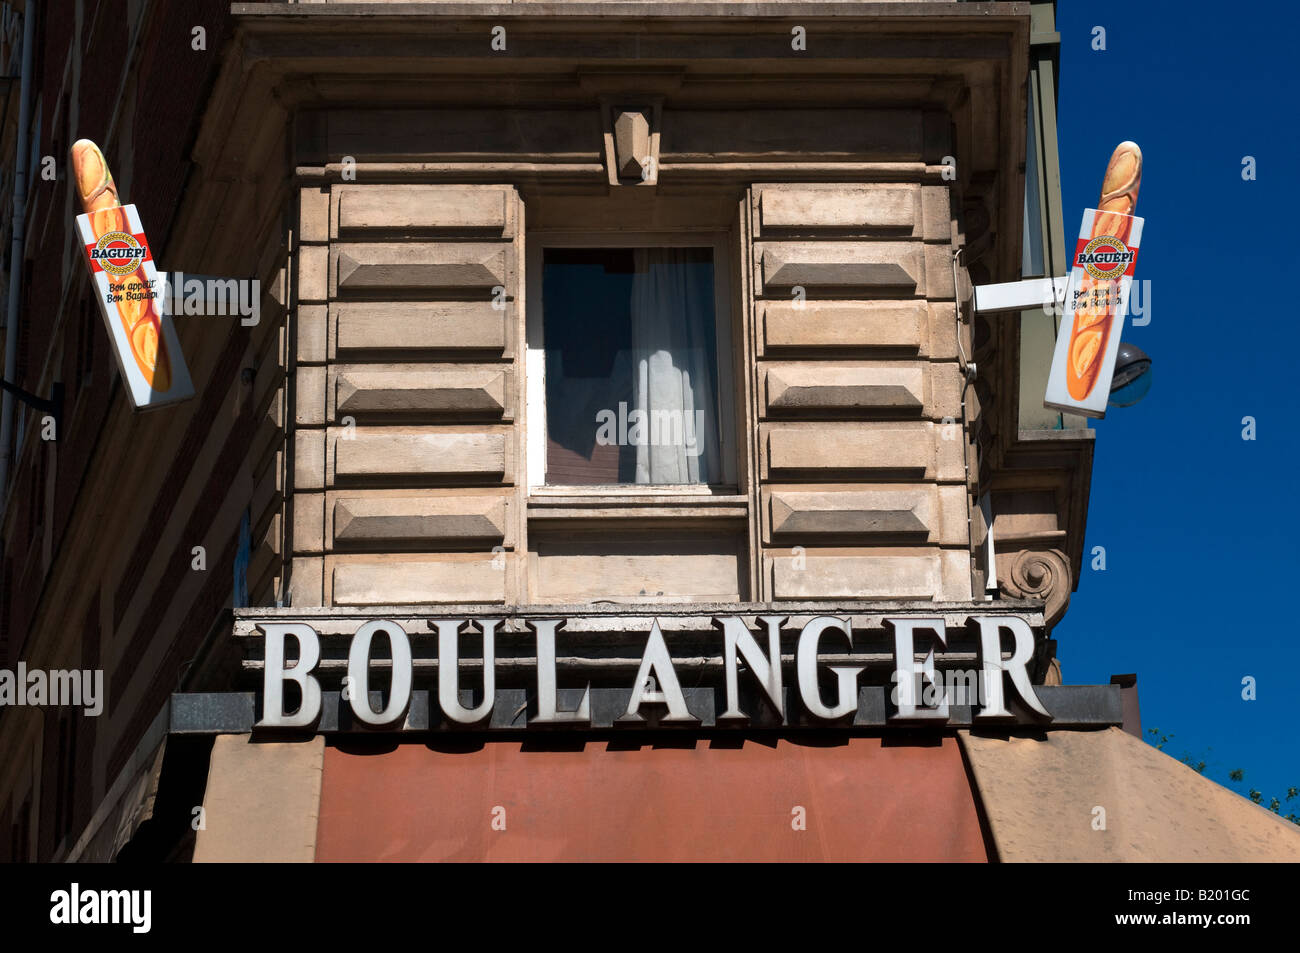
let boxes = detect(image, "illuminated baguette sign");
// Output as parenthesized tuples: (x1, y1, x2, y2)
(71, 140, 194, 410)
(251, 614, 1052, 730)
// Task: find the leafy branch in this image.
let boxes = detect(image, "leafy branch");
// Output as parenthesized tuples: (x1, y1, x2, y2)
(1147, 728, 1299, 826)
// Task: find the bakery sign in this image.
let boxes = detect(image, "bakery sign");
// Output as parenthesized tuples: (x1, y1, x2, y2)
(1044, 141, 1145, 418)
(249, 612, 1054, 731)
(71, 139, 194, 410)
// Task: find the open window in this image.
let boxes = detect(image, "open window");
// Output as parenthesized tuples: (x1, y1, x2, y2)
(526, 236, 737, 491)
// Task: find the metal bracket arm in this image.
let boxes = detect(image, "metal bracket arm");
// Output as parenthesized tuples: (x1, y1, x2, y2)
(0, 378, 64, 432)
(973, 276, 1069, 315)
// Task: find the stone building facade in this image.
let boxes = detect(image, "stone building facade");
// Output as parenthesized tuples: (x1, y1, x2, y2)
(14, 2, 1289, 864)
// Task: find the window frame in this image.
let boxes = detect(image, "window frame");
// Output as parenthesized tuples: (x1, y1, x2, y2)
(525, 230, 740, 495)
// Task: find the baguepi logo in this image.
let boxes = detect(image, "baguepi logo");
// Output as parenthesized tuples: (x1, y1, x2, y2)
(1075, 234, 1135, 281)
(88, 229, 149, 277)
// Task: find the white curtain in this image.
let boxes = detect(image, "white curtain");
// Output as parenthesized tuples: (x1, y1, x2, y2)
(629, 248, 721, 484)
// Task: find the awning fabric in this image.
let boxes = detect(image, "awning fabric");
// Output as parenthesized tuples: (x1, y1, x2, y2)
(315, 735, 990, 862)
(192, 734, 324, 863)
(960, 727, 1300, 862)
(67, 738, 166, 863)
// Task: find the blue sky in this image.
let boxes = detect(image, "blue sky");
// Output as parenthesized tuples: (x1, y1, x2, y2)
(1052, 2, 1298, 806)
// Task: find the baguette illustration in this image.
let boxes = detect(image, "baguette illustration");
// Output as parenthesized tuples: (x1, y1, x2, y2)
(70, 139, 170, 393)
(1065, 141, 1142, 400)
(71, 138, 120, 212)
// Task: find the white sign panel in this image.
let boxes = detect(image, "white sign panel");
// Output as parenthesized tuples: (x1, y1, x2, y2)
(1044, 207, 1143, 418)
(75, 203, 194, 410)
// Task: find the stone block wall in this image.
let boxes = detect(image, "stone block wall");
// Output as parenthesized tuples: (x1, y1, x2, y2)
(283, 176, 975, 607)
(288, 184, 524, 606)
(748, 183, 974, 602)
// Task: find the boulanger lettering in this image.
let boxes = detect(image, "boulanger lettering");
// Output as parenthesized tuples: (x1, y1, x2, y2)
(253, 614, 1050, 730)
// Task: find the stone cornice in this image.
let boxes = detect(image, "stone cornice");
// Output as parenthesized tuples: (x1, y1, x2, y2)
(182, 2, 1030, 283)
(233, 2, 1031, 23)
(994, 428, 1095, 595)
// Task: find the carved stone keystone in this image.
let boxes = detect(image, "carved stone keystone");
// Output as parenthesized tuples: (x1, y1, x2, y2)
(613, 108, 651, 181)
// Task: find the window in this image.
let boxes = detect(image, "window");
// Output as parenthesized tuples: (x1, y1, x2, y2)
(527, 238, 736, 489)
(53, 714, 76, 847)
(233, 509, 251, 609)
(1022, 83, 1046, 278)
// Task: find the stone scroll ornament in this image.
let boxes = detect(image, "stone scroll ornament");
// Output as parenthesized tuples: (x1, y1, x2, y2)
(71, 139, 194, 409)
(1044, 141, 1144, 418)
(997, 548, 1071, 629)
